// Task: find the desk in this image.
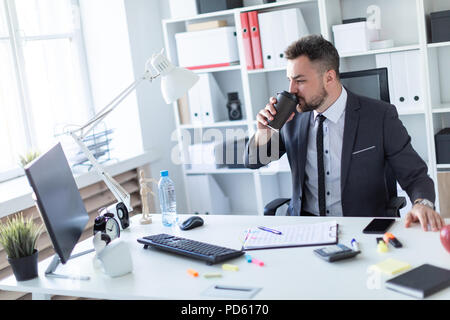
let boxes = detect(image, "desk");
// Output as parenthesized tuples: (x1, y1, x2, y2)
(0, 214, 449, 300)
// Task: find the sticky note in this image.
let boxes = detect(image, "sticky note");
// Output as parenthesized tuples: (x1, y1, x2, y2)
(222, 264, 239, 271)
(187, 269, 199, 277)
(203, 273, 222, 279)
(372, 258, 411, 275)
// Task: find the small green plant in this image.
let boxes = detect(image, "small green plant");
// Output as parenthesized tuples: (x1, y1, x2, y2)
(19, 150, 41, 168)
(0, 212, 43, 259)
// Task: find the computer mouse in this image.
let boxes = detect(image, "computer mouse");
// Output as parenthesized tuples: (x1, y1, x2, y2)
(180, 216, 204, 230)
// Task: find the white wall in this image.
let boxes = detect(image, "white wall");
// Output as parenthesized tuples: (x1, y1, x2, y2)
(123, 0, 188, 213)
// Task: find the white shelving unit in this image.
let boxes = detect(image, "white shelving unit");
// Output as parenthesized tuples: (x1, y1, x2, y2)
(162, 0, 450, 216)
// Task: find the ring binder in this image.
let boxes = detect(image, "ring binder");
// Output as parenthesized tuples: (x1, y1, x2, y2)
(329, 225, 338, 238)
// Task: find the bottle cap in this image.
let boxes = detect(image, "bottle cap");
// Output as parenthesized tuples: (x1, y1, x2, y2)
(160, 170, 169, 177)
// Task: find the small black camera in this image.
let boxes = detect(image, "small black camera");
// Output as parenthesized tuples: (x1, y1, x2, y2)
(226, 92, 243, 121)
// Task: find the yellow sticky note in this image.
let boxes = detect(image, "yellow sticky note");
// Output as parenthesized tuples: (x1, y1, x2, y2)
(372, 258, 411, 275)
(222, 264, 239, 271)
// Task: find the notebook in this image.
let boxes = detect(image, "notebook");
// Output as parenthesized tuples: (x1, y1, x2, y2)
(385, 264, 450, 299)
(242, 220, 338, 250)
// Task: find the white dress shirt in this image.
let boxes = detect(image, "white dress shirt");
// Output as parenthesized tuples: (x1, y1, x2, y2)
(303, 86, 347, 216)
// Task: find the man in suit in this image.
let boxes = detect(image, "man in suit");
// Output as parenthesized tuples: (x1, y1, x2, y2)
(244, 35, 444, 232)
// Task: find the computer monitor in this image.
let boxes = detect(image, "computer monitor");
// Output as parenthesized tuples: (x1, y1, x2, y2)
(340, 67, 390, 103)
(25, 143, 92, 279)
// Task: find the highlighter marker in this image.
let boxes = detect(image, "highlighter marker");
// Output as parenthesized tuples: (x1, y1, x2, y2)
(187, 269, 199, 277)
(203, 273, 222, 279)
(383, 232, 403, 248)
(251, 258, 264, 267)
(222, 264, 239, 271)
(377, 241, 388, 253)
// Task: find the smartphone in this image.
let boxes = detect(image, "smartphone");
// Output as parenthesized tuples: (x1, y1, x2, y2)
(362, 218, 395, 234)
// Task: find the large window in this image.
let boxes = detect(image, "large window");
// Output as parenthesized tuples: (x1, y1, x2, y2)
(0, 0, 92, 181)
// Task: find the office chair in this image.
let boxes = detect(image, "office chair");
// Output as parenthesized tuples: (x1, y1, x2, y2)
(264, 165, 407, 217)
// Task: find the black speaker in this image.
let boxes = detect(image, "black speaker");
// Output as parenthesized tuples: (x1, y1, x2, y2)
(196, 0, 243, 14)
(227, 92, 243, 121)
(435, 128, 450, 163)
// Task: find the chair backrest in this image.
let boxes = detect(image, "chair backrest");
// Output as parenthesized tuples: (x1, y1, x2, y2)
(385, 164, 398, 200)
(384, 163, 406, 218)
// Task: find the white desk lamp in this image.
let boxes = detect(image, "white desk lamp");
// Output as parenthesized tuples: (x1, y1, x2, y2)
(69, 49, 199, 225)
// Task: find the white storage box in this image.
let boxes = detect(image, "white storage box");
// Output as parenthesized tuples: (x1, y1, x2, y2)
(332, 21, 379, 54)
(175, 26, 239, 70)
(169, 0, 197, 19)
(188, 143, 218, 171)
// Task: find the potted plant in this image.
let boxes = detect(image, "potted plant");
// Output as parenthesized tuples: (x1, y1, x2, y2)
(18, 150, 40, 168)
(0, 212, 43, 281)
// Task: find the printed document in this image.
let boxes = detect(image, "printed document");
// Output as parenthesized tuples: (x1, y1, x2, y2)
(242, 220, 338, 250)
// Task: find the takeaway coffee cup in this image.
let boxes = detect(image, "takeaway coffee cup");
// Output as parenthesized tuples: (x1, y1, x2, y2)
(266, 91, 299, 132)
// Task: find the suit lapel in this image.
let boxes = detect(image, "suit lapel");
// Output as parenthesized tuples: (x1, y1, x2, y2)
(341, 91, 360, 192)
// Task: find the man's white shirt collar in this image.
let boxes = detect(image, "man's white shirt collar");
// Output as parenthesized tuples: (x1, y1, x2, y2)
(313, 86, 347, 124)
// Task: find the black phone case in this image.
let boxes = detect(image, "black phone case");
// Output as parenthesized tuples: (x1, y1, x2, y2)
(362, 219, 394, 234)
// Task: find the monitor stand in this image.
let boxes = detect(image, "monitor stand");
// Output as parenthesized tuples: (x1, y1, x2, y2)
(45, 248, 95, 281)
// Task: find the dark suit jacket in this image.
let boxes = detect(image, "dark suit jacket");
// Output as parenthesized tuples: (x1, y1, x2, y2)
(244, 89, 435, 217)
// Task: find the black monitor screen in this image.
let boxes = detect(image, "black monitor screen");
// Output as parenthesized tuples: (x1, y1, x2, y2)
(340, 67, 390, 103)
(24, 143, 89, 264)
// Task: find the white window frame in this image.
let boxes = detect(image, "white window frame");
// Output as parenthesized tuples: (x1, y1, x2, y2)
(0, 0, 94, 182)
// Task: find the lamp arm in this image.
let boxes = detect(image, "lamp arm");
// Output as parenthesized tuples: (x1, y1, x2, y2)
(67, 69, 159, 212)
(73, 70, 159, 139)
(71, 131, 132, 212)
(64, 49, 189, 215)
(77, 77, 144, 139)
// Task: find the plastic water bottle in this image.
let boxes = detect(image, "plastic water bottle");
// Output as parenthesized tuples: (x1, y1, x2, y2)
(158, 170, 178, 227)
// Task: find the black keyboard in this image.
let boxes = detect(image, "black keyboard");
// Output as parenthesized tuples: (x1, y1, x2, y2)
(137, 233, 244, 265)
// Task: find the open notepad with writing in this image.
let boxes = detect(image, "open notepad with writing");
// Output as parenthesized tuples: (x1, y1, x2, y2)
(242, 220, 338, 250)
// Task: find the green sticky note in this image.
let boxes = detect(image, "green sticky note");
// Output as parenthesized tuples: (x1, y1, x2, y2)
(372, 258, 411, 275)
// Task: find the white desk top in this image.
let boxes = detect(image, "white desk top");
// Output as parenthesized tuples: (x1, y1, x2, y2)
(0, 214, 449, 300)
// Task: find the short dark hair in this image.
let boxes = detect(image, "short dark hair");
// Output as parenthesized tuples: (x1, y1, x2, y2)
(284, 35, 340, 79)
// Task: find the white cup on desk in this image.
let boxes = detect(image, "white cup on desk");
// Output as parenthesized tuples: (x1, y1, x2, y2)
(93, 235, 133, 277)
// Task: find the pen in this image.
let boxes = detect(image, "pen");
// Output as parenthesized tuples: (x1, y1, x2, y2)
(258, 226, 282, 235)
(214, 285, 252, 292)
(351, 238, 360, 252)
